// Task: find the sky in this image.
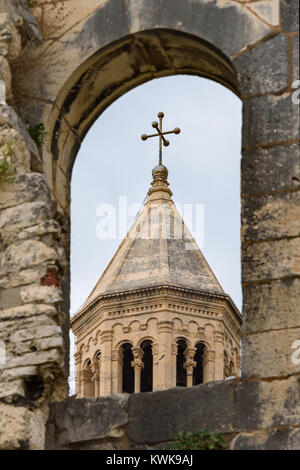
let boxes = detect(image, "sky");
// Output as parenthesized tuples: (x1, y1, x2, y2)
(69, 75, 242, 392)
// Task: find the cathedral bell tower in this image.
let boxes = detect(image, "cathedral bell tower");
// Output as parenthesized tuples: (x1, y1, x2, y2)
(71, 113, 241, 398)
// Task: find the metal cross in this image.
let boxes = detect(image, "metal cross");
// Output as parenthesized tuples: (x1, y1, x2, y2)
(141, 112, 180, 165)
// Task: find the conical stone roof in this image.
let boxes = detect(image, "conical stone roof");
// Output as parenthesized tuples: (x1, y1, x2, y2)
(78, 164, 224, 314)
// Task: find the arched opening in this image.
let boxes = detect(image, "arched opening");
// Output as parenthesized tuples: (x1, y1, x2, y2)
(63, 30, 241, 396)
(193, 343, 205, 386)
(140, 340, 153, 393)
(176, 339, 188, 387)
(121, 343, 134, 394)
(82, 359, 94, 398)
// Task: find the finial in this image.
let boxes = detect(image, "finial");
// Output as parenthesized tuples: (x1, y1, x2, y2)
(141, 112, 180, 165)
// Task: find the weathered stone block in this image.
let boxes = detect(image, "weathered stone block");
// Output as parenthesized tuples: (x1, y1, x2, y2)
(126, 0, 157, 32)
(241, 328, 300, 378)
(0, 379, 25, 398)
(241, 143, 300, 194)
(242, 93, 299, 147)
(0, 403, 47, 450)
(242, 278, 300, 333)
(33, 335, 64, 351)
(128, 381, 235, 444)
(20, 284, 62, 304)
(11, 325, 62, 343)
(0, 240, 58, 275)
(4, 348, 62, 369)
(156, 0, 273, 57)
(0, 303, 56, 321)
(0, 173, 51, 211)
(280, 0, 299, 32)
(13, 335, 64, 356)
(11, 220, 61, 244)
(0, 286, 21, 309)
(236, 376, 300, 431)
(0, 202, 54, 240)
(0, 314, 56, 340)
(45, 395, 129, 449)
(242, 191, 300, 241)
(0, 268, 43, 289)
(232, 427, 300, 450)
(0, 366, 38, 381)
(0, 403, 29, 450)
(234, 34, 289, 95)
(242, 238, 300, 282)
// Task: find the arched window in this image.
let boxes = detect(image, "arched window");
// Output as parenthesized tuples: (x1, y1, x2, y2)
(193, 343, 205, 385)
(121, 343, 134, 394)
(176, 339, 188, 387)
(82, 359, 94, 397)
(140, 340, 153, 393)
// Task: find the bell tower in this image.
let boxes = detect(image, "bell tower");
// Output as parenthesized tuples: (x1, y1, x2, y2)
(71, 113, 241, 398)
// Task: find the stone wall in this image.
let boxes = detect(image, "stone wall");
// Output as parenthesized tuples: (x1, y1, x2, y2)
(45, 378, 300, 450)
(0, 0, 299, 450)
(0, 0, 68, 450)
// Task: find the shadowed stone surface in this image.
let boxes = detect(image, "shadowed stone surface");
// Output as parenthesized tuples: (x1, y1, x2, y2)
(156, 0, 273, 57)
(234, 34, 289, 95)
(242, 278, 300, 333)
(243, 93, 299, 147)
(45, 394, 129, 449)
(128, 381, 235, 444)
(280, 0, 299, 32)
(232, 427, 300, 450)
(241, 144, 300, 195)
(45, 378, 300, 450)
(242, 191, 300, 241)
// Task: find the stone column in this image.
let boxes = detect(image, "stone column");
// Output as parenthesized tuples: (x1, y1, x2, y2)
(214, 333, 225, 380)
(131, 348, 144, 393)
(91, 356, 101, 397)
(152, 343, 159, 391)
(111, 349, 123, 394)
(99, 331, 112, 396)
(81, 369, 94, 397)
(203, 350, 215, 383)
(184, 347, 196, 387)
(171, 342, 177, 388)
(157, 321, 173, 390)
(74, 351, 81, 397)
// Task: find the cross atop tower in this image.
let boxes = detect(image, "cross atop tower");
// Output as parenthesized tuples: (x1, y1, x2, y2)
(141, 112, 180, 165)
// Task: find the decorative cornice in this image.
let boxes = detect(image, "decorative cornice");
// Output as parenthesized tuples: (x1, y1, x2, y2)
(71, 284, 242, 330)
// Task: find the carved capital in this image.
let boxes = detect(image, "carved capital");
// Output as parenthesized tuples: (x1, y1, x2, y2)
(131, 348, 144, 370)
(183, 347, 196, 374)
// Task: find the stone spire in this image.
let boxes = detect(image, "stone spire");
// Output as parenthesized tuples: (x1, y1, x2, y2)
(76, 164, 224, 314)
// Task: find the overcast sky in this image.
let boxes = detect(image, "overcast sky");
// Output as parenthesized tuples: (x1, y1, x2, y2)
(69, 75, 242, 391)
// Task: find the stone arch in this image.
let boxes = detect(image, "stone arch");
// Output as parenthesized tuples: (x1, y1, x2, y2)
(1, 0, 297, 450)
(174, 336, 192, 348)
(114, 338, 133, 351)
(137, 336, 156, 349)
(43, 26, 241, 209)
